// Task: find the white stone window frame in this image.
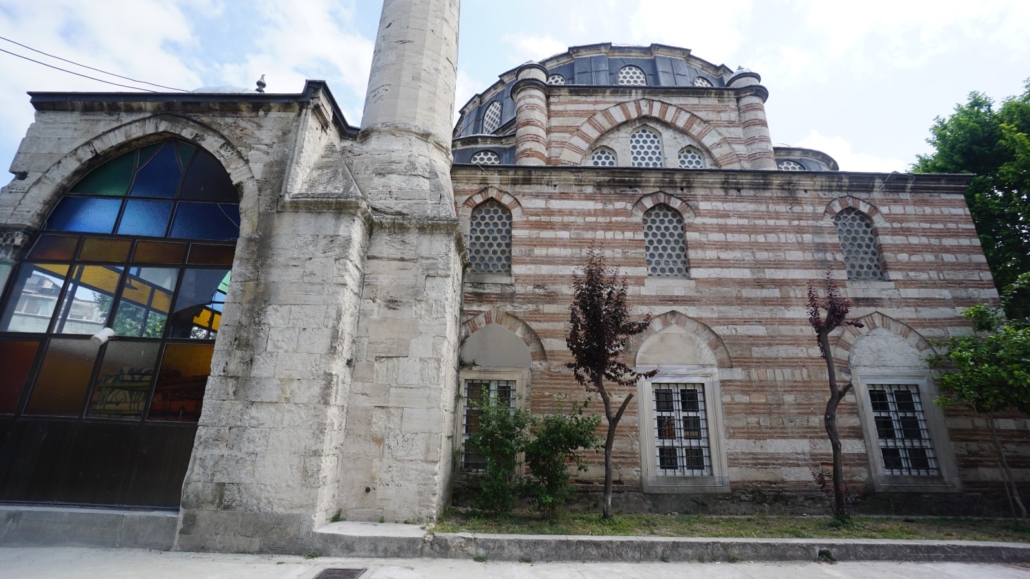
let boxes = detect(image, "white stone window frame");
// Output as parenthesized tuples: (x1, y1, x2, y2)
(454, 367, 530, 474)
(852, 369, 961, 492)
(636, 366, 729, 493)
(584, 119, 711, 169)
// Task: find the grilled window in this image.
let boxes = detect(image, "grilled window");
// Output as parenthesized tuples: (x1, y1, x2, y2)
(678, 147, 705, 169)
(654, 384, 710, 475)
(468, 200, 512, 274)
(469, 151, 500, 165)
(482, 101, 502, 133)
(643, 204, 688, 277)
(868, 385, 939, 476)
(630, 127, 664, 168)
(547, 74, 565, 85)
(617, 65, 647, 86)
(834, 208, 885, 281)
(777, 159, 804, 171)
(461, 378, 515, 471)
(590, 147, 617, 167)
(692, 76, 713, 87)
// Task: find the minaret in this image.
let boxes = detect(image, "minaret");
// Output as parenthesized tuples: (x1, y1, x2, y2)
(350, 0, 461, 216)
(338, 0, 466, 522)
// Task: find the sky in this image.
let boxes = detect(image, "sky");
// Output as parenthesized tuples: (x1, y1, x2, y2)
(0, 0, 1028, 176)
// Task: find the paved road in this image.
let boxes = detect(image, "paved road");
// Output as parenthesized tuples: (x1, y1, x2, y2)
(1, 547, 1029, 579)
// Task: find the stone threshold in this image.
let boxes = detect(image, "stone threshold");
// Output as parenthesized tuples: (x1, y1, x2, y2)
(314, 521, 1030, 563)
(0, 504, 178, 550)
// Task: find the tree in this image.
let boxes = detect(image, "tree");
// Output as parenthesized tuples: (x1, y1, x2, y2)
(912, 80, 1030, 317)
(566, 250, 656, 519)
(807, 272, 863, 523)
(930, 272, 1030, 523)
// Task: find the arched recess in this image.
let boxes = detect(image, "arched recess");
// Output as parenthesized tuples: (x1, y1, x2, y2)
(461, 308, 547, 363)
(18, 114, 257, 236)
(630, 311, 732, 368)
(459, 187, 523, 236)
(632, 192, 695, 221)
(832, 312, 936, 370)
(823, 196, 888, 228)
(557, 99, 745, 169)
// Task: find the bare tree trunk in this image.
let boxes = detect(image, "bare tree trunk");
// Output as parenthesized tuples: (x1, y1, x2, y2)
(818, 331, 852, 521)
(989, 414, 1028, 524)
(598, 381, 633, 520)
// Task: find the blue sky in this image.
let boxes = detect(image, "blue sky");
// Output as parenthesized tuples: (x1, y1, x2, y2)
(1, 0, 1028, 176)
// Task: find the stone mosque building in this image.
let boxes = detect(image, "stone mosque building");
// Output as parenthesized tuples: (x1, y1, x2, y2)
(0, 0, 1022, 553)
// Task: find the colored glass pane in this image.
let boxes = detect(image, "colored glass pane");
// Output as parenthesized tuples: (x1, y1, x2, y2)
(128, 142, 181, 198)
(138, 143, 161, 166)
(0, 339, 40, 413)
(169, 203, 240, 241)
(0, 261, 11, 296)
(45, 197, 121, 233)
(27, 235, 79, 261)
(87, 341, 161, 419)
(179, 149, 237, 202)
(167, 268, 229, 339)
(187, 244, 235, 266)
(71, 151, 134, 197)
(112, 267, 177, 338)
(117, 199, 173, 237)
(148, 343, 214, 422)
(24, 338, 98, 416)
(176, 142, 197, 169)
(53, 265, 121, 335)
(0, 263, 69, 332)
(133, 241, 186, 264)
(78, 238, 132, 262)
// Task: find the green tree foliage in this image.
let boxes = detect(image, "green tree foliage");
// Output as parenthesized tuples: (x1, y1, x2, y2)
(522, 402, 601, 518)
(913, 80, 1030, 315)
(567, 250, 656, 519)
(930, 272, 1030, 523)
(465, 394, 532, 514)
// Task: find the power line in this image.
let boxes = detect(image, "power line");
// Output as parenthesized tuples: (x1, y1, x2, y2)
(0, 47, 158, 92)
(0, 35, 188, 92)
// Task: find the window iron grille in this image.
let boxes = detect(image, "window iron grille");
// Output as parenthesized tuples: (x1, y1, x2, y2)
(654, 384, 711, 476)
(869, 385, 939, 476)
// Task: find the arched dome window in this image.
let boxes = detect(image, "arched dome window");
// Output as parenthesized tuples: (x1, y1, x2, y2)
(834, 208, 886, 280)
(482, 101, 503, 134)
(0, 138, 239, 507)
(777, 159, 804, 171)
(469, 151, 500, 165)
(468, 200, 512, 274)
(617, 65, 647, 86)
(678, 147, 706, 169)
(692, 76, 713, 87)
(643, 204, 688, 277)
(630, 127, 664, 168)
(547, 74, 565, 85)
(589, 147, 617, 167)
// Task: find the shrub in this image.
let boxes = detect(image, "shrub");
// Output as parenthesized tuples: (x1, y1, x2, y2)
(465, 394, 532, 514)
(523, 402, 601, 517)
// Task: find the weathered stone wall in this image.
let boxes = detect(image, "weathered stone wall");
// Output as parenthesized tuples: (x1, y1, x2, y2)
(453, 166, 1026, 503)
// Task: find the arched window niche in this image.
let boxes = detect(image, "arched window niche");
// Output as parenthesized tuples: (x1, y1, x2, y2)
(0, 138, 240, 508)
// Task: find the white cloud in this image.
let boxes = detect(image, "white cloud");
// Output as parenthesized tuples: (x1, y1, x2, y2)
(629, 0, 752, 64)
(794, 131, 907, 173)
(501, 33, 568, 65)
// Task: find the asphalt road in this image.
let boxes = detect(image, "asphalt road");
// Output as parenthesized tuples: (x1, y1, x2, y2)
(1, 547, 1029, 579)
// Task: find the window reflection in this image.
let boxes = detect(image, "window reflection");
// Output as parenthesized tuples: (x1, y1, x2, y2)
(87, 341, 160, 419)
(168, 269, 229, 339)
(54, 265, 122, 335)
(0, 263, 69, 333)
(112, 267, 177, 338)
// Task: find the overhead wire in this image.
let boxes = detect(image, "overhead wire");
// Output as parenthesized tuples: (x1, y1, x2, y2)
(0, 47, 159, 92)
(0, 35, 189, 92)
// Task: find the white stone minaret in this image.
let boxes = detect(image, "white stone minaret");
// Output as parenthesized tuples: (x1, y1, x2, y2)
(338, 0, 465, 522)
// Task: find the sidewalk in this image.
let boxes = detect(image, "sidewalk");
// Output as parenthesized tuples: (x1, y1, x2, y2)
(1, 547, 1029, 579)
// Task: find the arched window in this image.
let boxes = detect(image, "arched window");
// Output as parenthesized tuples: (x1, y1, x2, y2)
(643, 204, 688, 277)
(468, 200, 512, 274)
(692, 76, 713, 87)
(630, 127, 664, 168)
(589, 147, 617, 167)
(482, 101, 502, 134)
(617, 65, 647, 86)
(834, 208, 885, 280)
(678, 147, 706, 169)
(0, 138, 239, 507)
(469, 151, 500, 165)
(777, 159, 804, 171)
(547, 74, 565, 85)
